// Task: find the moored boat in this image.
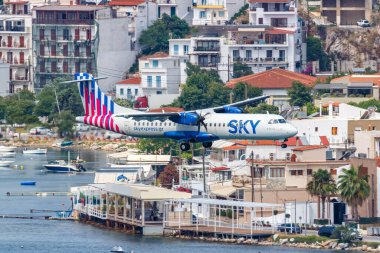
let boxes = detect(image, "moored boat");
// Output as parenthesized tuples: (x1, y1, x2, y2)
(23, 148, 47, 154)
(44, 160, 84, 172)
(20, 181, 36, 186)
(0, 160, 14, 167)
(0, 146, 17, 152)
(110, 246, 124, 253)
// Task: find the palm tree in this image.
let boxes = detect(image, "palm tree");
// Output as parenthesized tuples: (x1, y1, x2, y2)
(307, 169, 337, 219)
(338, 165, 370, 221)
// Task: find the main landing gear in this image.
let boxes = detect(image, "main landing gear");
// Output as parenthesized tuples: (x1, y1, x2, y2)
(280, 139, 288, 149)
(179, 141, 213, 151)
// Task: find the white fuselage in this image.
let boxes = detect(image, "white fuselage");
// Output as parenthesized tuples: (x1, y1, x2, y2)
(110, 113, 297, 141)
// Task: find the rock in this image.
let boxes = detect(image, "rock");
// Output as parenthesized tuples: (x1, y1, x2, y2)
(289, 238, 295, 242)
(329, 242, 338, 249)
(279, 238, 288, 245)
(273, 234, 279, 241)
(237, 238, 245, 244)
(321, 240, 334, 247)
(362, 245, 368, 251)
(337, 243, 349, 250)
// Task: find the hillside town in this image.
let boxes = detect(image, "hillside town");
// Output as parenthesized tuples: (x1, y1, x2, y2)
(3, 0, 380, 252)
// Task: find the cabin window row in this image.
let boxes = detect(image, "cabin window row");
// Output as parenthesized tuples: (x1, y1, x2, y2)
(133, 122, 228, 127)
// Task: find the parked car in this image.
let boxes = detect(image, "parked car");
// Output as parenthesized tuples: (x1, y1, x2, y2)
(277, 223, 302, 234)
(30, 127, 50, 135)
(357, 19, 370, 27)
(318, 225, 336, 237)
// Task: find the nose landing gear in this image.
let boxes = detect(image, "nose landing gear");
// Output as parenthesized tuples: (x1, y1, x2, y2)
(180, 142, 191, 152)
(280, 138, 288, 149)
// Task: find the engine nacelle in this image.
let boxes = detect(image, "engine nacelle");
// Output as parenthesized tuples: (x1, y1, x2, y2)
(223, 106, 242, 114)
(169, 112, 198, 125)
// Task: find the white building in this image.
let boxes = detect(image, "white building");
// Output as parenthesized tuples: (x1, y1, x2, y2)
(115, 77, 142, 100)
(0, 1, 33, 93)
(0, 62, 10, 96)
(157, 0, 193, 21)
(191, 0, 244, 25)
(138, 52, 182, 95)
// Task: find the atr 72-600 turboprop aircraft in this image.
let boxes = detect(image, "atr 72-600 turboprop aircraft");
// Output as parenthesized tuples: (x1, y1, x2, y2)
(70, 73, 298, 151)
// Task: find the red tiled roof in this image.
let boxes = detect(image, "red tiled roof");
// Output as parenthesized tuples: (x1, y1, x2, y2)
(320, 136, 329, 146)
(292, 145, 327, 151)
(322, 102, 340, 108)
(108, 0, 145, 6)
(331, 74, 380, 86)
(226, 69, 317, 89)
(148, 107, 184, 113)
(211, 166, 230, 172)
(223, 145, 246, 151)
(139, 52, 169, 60)
(251, 137, 302, 147)
(116, 77, 141, 85)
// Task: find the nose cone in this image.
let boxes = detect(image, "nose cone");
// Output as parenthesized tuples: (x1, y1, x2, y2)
(289, 124, 298, 137)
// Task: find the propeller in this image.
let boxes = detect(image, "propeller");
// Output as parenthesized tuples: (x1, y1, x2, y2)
(196, 112, 210, 133)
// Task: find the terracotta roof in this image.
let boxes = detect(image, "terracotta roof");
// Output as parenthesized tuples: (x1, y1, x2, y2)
(116, 77, 141, 85)
(266, 28, 295, 35)
(251, 137, 302, 147)
(223, 145, 246, 151)
(108, 0, 145, 6)
(139, 52, 169, 60)
(331, 74, 380, 86)
(322, 102, 340, 108)
(226, 68, 317, 89)
(149, 107, 184, 113)
(292, 145, 327, 151)
(211, 166, 230, 172)
(249, 0, 289, 2)
(319, 136, 329, 146)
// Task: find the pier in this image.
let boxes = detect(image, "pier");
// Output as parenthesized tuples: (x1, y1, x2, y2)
(6, 191, 72, 196)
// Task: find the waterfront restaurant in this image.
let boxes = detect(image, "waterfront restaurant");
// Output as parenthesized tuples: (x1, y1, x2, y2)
(71, 183, 191, 235)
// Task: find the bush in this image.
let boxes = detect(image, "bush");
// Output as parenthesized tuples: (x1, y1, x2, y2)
(331, 226, 356, 243)
(314, 219, 329, 225)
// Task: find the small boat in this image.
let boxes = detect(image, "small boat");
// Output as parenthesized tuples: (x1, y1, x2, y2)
(23, 148, 47, 154)
(0, 152, 16, 158)
(110, 246, 124, 253)
(0, 160, 14, 167)
(60, 141, 73, 147)
(43, 160, 84, 173)
(0, 146, 17, 152)
(20, 181, 36, 186)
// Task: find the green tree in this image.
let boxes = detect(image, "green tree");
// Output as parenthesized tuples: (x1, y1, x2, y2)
(288, 81, 313, 107)
(158, 163, 179, 189)
(246, 103, 279, 114)
(55, 110, 76, 139)
(338, 165, 370, 221)
(136, 138, 177, 154)
(349, 99, 380, 112)
(306, 37, 329, 71)
(34, 86, 57, 118)
(306, 102, 318, 115)
(5, 90, 38, 124)
(139, 14, 190, 54)
(231, 82, 262, 102)
(306, 169, 337, 219)
(232, 62, 253, 78)
(114, 98, 133, 108)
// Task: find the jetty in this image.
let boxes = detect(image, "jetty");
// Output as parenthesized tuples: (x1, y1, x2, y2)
(6, 191, 72, 196)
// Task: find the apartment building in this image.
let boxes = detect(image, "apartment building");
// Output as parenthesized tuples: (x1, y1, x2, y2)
(157, 0, 193, 20)
(138, 52, 182, 95)
(321, 0, 372, 26)
(192, 0, 244, 25)
(0, 1, 33, 93)
(115, 77, 142, 100)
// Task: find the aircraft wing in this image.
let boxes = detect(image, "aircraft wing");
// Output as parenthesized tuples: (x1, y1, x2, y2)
(212, 95, 270, 113)
(114, 95, 270, 120)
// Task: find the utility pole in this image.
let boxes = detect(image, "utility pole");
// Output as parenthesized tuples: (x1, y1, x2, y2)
(250, 151, 255, 202)
(244, 83, 248, 99)
(202, 147, 207, 197)
(259, 166, 263, 217)
(227, 54, 230, 82)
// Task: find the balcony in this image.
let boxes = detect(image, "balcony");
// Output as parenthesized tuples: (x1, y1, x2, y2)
(193, 46, 220, 52)
(249, 3, 296, 12)
(232, 57, 287, 64)
(156, 0, 176, 4)
(33, 18, 94, 26)
(0, 25, 25, 32)
(198, 62, 218, 68)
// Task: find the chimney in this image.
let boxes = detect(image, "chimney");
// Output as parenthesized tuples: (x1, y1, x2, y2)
(328, 101, 333, 118)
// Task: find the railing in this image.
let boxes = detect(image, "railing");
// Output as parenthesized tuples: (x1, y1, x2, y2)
(232, 57, 287, 64)
(33, 19, 95, 25)
(194, 46, 220, 51)
(156, 0, 176, 4)
(0, 26, 26, 32)
(198, 62, 218, 67)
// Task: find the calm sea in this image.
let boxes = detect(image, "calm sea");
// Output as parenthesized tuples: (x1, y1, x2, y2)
(0, 148, 358, 253)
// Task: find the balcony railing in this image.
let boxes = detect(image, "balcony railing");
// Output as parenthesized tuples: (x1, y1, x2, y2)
(233, 57, 287, 63)
(193, 46, 220, 51)
(33, 19, 94, 25)
(156, 0, 176, 4)
(0, 26, 26, 32)
(199, 62, 218, 67)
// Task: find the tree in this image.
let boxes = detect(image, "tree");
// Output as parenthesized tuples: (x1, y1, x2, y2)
(5, 90, 38, 124)
(246, 103, 279, 114)
(231, 82, 262, 102)
(288, 81, 313, 107)
(34, 86, 57, 118)
(306, 37, 329, 71)
(55, 110, 75, 139)
(158, 163, 179, 189)
(232, 62, 253, 78)
(113, 98, 133, 108)
(139, 14, 190, 54)
(306, 169, 337, 219)
(349, 99, 380, 112)
(136, 138, 177, 154)
(338, 165, 370, 221)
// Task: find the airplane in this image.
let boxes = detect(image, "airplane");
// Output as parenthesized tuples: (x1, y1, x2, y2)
(68, 73, 298, 152)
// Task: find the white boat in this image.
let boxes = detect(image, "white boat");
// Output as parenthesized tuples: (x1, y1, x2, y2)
(0, 160, 14, 167)
(110, 246, 124, 253)
(23, 148, 47, 154)
(0, 146, 17, 152)
(43, 160, 82, 172)
(0, 152, 16, 158)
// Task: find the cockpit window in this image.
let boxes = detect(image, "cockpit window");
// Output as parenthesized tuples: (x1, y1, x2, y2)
(268, 119, 273, 124)
(279, 119, 286, 123)
(273, 119, 279, 124)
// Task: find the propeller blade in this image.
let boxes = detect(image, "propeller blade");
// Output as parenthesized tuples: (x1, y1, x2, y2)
(201, 121, 207, 132)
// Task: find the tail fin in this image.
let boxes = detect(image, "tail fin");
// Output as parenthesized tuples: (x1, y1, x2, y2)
(75, 72, 137, 116)
(74, 72, 138, 132)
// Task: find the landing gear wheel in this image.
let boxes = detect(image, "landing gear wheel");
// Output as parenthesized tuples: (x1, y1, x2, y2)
(180, 142, 190, 152)
(281, 143, 288, 149)
(202, 142, 213, 149)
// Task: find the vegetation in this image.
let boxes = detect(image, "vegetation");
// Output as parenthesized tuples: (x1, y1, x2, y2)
(232, 62, 253, 78)
(276, 235, 329, 244)
(139, 14, 190, 55)
(135, 138, 177, 154)
(306, 169, 337, 219)
(113, 98, 133, 108)
(288, 81, 313, 107)
(349, 99, 380, 112)
(158, 163, 179, 189)
(54, 110, 76, 139)
(338, 165, 370, 221)
(246, 103, 279, 114)
(306, 37, 329, 71)
(229, 4, 249, 23)
(331, 226, 357, 243)
(231, 82, 262, 102)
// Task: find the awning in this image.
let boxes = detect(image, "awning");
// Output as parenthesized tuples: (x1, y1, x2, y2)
(314, 83, 347, 89)
(210, 186, 237, 198)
